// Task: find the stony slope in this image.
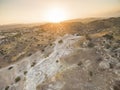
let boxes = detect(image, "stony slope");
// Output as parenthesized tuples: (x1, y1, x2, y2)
(0, 17, 120, 90)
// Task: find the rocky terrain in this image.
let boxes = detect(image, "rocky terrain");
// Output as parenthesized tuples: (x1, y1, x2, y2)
(0, 17, 120, 90)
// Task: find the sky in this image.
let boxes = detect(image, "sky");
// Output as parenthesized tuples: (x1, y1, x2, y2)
(0, 0, 120, 25)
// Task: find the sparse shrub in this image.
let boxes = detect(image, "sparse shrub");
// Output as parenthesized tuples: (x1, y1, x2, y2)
(28, 53, 32, 56)
(31, 62, 36, 67)
(111, 46, 118, 51)
(0, 50, 5, 55)
(77, 61, 82, 66)
(24, 71, 28, 75)
(41, 49, 44, 52)
(56, 60, 59, 63)
(103, 34, 113, 40)
(113, 80, 120, 90)
(50, 43, 52, 46)
(89, 71, 93, 76)
(85, 34, 91, 41)
(37, 44, 41, 47)
(5, 86, 9, 90)
(116, 40, 120, 43)
(15, 76, 21, 83)
(109, 63, 114, 69)
(8, 66, 13, 70)
(76, 33, 80, 36)
(87, 42, 94, 48)
(105, 44, 110, 49)
(58, 40, 63, 43)
(96, 58, 102, 62)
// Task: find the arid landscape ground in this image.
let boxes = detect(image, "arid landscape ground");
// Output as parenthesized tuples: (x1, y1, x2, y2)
(0, 17, 120, 90)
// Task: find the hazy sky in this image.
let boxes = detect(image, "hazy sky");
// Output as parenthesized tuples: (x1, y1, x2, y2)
(0, 0, 120, 24)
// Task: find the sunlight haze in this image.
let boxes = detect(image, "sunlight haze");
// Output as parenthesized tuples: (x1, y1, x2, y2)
(0, 0, 120, 24)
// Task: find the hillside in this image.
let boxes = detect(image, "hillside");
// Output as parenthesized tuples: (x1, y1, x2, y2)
(0, 17, 120, 90)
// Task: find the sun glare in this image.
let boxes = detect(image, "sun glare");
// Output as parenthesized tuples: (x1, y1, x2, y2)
(45, 8, 67, 23)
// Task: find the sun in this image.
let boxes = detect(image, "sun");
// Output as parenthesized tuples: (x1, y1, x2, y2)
(45, 8, 67, 23)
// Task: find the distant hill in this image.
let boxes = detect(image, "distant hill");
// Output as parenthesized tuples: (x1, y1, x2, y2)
(40, 17, 120, 35)
(64, 18, 103, 23)
(0, 23, 45, 31)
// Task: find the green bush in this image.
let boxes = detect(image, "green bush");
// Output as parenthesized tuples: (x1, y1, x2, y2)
(15, 76, 21, 83)
(58, 40, 63, 43)
(24, 71, 28, 75)
(31, 62, 36, 67)
(87, 42, 94, 48)
(8, 66, 13, 70)
(5, 86, 9, 90)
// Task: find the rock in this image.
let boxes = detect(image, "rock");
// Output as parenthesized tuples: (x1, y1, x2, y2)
(114, 70, 120, 76)
(99, 61, 110, 70)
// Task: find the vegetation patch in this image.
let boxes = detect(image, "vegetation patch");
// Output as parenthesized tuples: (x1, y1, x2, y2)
(85, 34, 91, 41)
(56, 60, 59, 63)
(87, 42, 95, 48)
(15, 76, 21, 83)
(8, 66, 13, 70)
(5, 86, 9, 90)
(58, 39, 63, 43)
(31, 62, 36, 67)
(103, 34, 113, 40)
(113, 81, 120, 90)
(77, 61, 82, 66)
(89, 71, 93, 76)
(28, 53, 32, 56)
(24, 71, 28, 75)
